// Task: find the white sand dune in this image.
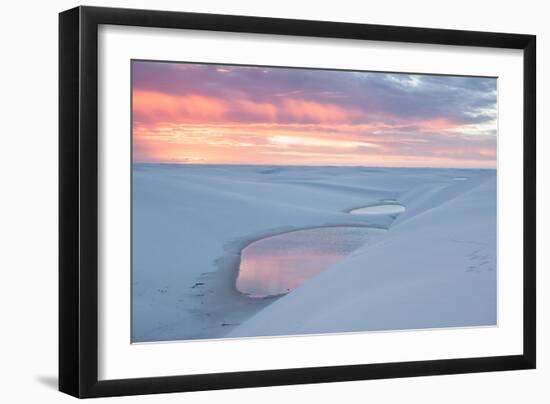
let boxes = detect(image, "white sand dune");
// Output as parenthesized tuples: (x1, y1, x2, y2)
(132, 165, 496, 342)
(229, 172, 496, 337)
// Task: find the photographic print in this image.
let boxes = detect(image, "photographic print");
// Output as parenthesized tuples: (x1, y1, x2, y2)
(131, 60, 497, 343)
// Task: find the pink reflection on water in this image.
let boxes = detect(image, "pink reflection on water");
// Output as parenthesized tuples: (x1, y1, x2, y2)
(236, 226, 381, 298)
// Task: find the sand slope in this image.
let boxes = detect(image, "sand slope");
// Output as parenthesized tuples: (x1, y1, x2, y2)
(229, 172, 496, 337)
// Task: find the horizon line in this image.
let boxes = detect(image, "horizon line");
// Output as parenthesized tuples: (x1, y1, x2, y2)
(132, 162, 496, 170)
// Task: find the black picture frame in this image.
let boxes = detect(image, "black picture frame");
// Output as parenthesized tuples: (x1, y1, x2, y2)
(59, 5, 536, 398)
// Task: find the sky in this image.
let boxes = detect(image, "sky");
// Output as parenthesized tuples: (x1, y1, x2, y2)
(132, 61, 497, 168)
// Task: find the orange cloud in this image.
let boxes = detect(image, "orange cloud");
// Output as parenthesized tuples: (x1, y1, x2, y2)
(133, 90, 367, 126)
(133, 120, 496, 168)
(133, 90, 228, 123)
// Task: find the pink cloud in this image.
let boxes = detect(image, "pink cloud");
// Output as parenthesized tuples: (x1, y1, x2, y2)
(281, 99, 363, 124)
(133, 90, 366, 126)
(133, 90, 228, 124)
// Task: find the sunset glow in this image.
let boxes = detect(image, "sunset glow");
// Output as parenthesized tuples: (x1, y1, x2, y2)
(132, 61, 497, 168)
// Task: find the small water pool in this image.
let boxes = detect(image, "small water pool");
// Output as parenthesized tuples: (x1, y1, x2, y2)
(349, 203, 405, 215)
(236, 226, 384, 298)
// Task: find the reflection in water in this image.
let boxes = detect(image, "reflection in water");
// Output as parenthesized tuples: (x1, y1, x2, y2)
(350, 203, 405, 215)
(236, 226, 384, 298)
